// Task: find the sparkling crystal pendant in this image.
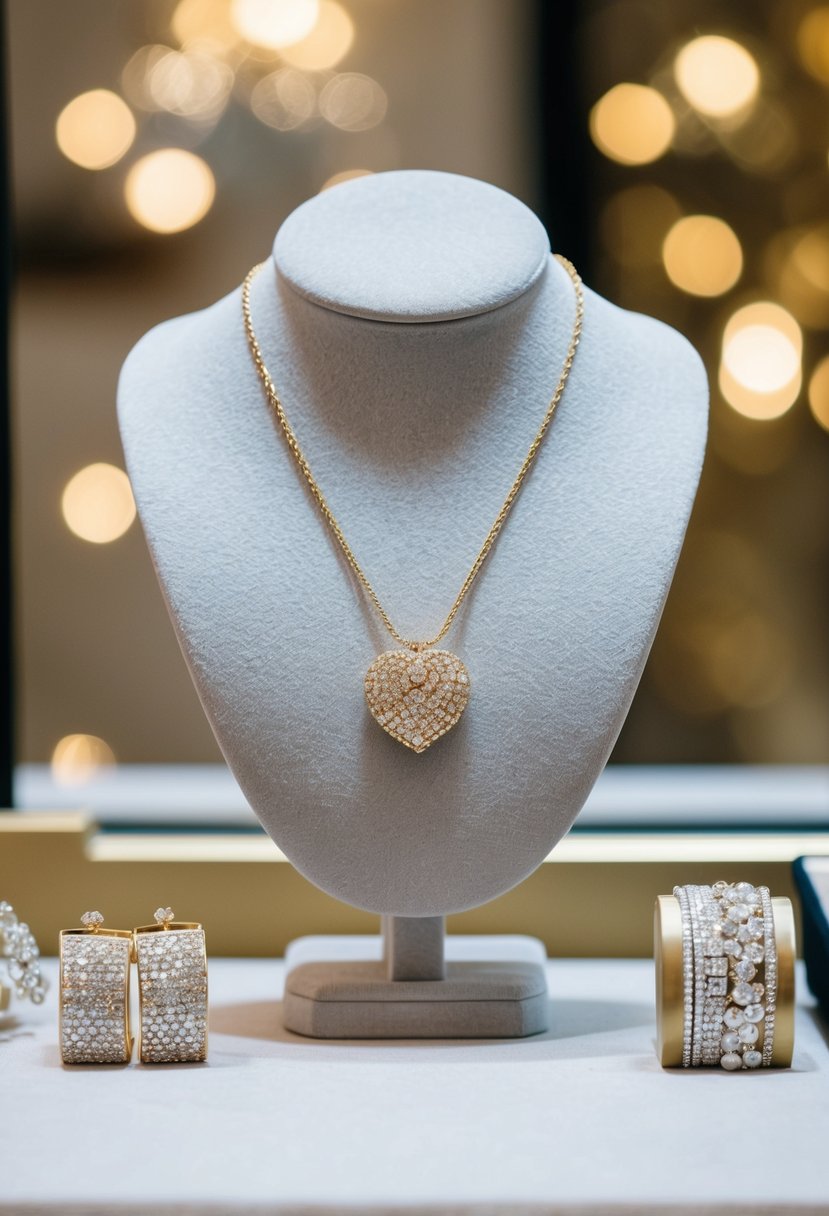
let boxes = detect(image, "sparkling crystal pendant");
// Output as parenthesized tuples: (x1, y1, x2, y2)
(364, 648, 470, 753)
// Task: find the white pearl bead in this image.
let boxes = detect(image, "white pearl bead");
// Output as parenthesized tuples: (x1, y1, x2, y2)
(720, 1052, 743, 1071)
(732, 982, 754, 1006)
(738, 1022, 759, 1045)
(721, 1031, 741, 1053)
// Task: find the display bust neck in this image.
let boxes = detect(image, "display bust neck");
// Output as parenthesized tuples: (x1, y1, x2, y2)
(271, 169, 555, 325)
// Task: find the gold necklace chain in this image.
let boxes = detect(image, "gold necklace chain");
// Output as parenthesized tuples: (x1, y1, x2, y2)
(241, 254, 583, 652)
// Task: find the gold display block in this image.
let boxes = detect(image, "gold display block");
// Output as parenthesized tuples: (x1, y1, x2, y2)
(1, 812, 826, 957)
(654, 894, 684, 1065)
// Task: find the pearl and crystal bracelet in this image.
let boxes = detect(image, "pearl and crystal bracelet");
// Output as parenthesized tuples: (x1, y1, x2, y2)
(655, 881, 795, 1070)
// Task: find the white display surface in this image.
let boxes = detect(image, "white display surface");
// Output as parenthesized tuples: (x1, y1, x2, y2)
(118, 171, 708, 916)
(3, 954, 828, 1214)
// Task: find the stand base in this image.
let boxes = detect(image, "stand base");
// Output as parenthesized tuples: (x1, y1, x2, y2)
(282, 934, 550, 1039)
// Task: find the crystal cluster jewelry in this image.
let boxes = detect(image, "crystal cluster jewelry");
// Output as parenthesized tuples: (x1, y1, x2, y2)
(673, 881, 774, 1071)
(0, 900, 48, 1008)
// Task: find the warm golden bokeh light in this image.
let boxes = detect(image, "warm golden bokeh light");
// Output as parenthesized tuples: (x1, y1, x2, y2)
(723, 329, 799, 392)
(321, 168, 374, 190)
(662, 215, 743, 297)
(281, 0, 353, 70)
(589, 84, 674, 165)
(599, 185, 681, 267)
(719, 302, 802, 420)
(171, 0, 241, 52)
(124, 149, 215, 233)
(796, 7, 829, 84)
(674, 35, 760, 118)
(808, 356, 829, 432)
(61, 463, 137, 544)
(231, 0, 320, 50)
(55, 89, 136, 171)
(148, 49, 234, 119)
(723, 302, 802, 361)
(52, 734, 116, 787)
(319, 72, 388, 131)
(251, 69, 317, 129)
(121, 46, 172, 109)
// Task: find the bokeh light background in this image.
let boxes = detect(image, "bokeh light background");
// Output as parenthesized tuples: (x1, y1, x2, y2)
(8, 0, 829, 789)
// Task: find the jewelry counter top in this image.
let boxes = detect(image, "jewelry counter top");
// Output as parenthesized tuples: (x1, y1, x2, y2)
(3, 957, 828, 1214)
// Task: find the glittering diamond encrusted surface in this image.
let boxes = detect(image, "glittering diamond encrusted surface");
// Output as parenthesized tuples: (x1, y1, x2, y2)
(136, 929, 207, 1064)
(760, 886, 777, 1066)
(60, 934, 130, 1064)
(364, 649, 470, 753)
(673, 885, 694, 1068)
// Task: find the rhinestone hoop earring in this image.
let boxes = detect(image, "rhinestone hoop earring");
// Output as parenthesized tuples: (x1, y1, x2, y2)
(59, 911, 133, 1065)
(134, 907, 208, 1064)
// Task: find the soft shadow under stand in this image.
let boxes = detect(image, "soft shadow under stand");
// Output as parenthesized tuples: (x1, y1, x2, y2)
(282, 915, 550, 1039)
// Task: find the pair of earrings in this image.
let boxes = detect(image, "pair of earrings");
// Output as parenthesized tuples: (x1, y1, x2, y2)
(59, 907, 208, 1066)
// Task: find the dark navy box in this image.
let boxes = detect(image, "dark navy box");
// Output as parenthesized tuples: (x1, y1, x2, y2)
(793, 857, 829, 1021)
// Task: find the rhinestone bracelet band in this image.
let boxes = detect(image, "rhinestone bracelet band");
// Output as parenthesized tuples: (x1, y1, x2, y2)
(694, 884, 730, 1066)
(675, 884, 694, 1068)
(760, 885, 778, 1066)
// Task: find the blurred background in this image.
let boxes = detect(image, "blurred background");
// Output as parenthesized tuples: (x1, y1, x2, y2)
(6, 0, 829, 800)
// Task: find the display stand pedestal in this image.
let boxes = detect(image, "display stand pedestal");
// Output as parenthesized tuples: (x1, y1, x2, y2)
(282, 921, 550, 1038)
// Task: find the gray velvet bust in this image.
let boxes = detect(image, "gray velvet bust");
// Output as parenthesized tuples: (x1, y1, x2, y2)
(117, 170, 708, 917)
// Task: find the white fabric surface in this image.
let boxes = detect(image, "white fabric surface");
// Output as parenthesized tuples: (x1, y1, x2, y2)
(2, 954, 828, 1214)
(117, 172, 708, 917)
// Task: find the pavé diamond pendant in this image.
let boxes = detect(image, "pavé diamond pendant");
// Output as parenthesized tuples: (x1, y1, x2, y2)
(364, 649, 470, 754)
(241, 255, 584, 752)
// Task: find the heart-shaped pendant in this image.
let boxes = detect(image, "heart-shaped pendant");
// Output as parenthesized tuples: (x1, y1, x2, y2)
(364, 649, 470, 753)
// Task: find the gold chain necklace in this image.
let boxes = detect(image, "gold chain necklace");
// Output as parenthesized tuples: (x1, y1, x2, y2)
(242, 255, 584, 753)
